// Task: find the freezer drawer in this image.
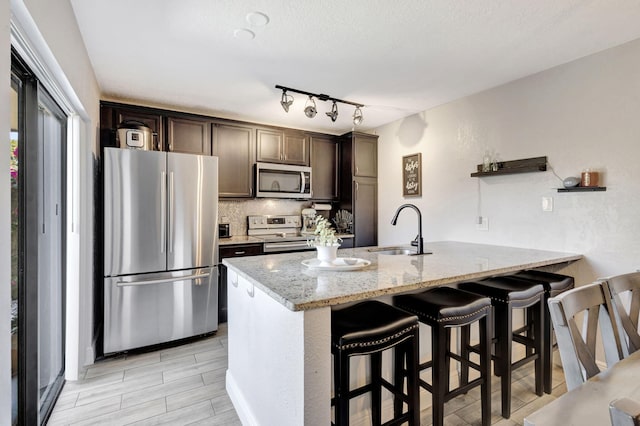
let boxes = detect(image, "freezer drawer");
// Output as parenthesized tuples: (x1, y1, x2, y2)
(103, 267, 218, 354)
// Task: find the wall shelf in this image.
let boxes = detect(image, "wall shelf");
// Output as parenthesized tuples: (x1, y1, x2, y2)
(470, 156, 547, 177)
(557, 187, 607, 193)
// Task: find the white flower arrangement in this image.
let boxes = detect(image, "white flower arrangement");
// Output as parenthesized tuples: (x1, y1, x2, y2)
(307, 215, 342, 247)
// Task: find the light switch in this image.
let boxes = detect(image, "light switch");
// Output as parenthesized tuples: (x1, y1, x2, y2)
(542, 197, 553, 212)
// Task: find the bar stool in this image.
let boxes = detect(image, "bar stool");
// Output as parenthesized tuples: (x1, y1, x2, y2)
(457, 277, 545, 419)
(393, 287, 492, 426)
(331, 300, 420, 426)
(510, 270, 574, 393)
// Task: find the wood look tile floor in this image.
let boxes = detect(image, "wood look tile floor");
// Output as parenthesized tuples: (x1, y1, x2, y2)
(48, 324, 568, 425)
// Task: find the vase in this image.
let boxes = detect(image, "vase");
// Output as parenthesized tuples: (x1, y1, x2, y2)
(316, 244, 340, 266)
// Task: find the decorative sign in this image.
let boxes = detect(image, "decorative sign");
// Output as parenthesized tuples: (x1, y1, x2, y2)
(402, 153, 422, 197)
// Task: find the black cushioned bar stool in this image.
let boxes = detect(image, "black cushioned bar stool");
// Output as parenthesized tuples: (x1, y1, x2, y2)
(510, 270, 574, 393)
(393, 287, 492, 426)
(456, 277, 545, 419)
(332, 300, 420, 426)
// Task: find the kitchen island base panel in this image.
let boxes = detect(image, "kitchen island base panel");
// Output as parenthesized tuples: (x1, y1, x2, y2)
(226, 269, 331, 425)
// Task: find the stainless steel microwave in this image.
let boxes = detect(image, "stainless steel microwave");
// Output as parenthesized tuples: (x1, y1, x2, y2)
(255, 162, 312, 199)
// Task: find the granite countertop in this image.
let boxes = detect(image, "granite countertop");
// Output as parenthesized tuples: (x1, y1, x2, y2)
(218, 236, 264, 246)
(223, 241, 582, 311)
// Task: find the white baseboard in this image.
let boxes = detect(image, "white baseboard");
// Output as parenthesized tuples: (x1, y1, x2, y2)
(84, 345, 95, 366)
(226, 369, 260, 426)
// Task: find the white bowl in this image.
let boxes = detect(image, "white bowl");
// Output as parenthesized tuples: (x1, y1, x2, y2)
(343, 258, 358, 265)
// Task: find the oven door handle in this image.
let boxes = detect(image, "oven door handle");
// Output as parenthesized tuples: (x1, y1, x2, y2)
(264, 242, 312, 252)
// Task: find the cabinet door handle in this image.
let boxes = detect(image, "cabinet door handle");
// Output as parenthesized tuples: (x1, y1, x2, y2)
(356, 166, 359, 175)
(355, 181, 359, 200)
(234, 251, 246, 255)
(246, 283, 255, 297)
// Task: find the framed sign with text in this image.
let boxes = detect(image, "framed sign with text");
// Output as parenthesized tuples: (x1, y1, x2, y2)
(402, 153, 422, 197)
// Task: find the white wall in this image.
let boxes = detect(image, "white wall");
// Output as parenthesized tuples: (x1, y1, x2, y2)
(376, 38, 640, 285)
(1, 0, 100, 420)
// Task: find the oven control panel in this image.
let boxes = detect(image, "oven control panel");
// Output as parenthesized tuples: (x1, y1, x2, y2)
(247, 215, 301, 230)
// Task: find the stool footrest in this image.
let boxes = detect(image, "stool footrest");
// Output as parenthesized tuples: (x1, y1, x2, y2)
(418, 377, 485, 403)
(512, 334, 536, 348)
(344, 382, 374, 401)
(448, 352, 482, 374)
(512, 353, 538, 370)
(447, 377, 485, 401)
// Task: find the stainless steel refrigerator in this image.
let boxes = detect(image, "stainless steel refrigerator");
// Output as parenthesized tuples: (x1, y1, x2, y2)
(103, 147, 218, 353)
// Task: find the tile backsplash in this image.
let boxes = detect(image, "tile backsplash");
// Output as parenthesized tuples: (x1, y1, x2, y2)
(219, 199, 313, 236)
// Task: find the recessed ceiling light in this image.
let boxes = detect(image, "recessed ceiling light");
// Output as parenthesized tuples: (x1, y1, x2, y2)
(246, 11, 269, 27)
(234, 28, 255, 40)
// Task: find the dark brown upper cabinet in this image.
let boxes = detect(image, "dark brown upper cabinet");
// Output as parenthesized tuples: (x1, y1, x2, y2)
(256, 128, 309, 166)
(100, 103, 163, 150)
(310, 135, 338, 201)
(167, 116, 211, 155)
(212, 121, 255, 198)
(353, 133, 378, 177)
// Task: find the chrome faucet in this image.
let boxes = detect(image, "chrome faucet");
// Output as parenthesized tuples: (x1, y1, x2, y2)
(391, 204, 424, 255)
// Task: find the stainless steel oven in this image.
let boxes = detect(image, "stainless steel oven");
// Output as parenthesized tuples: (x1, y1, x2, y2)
(255, 162, 312, 199)
(247, 214, 315, 253)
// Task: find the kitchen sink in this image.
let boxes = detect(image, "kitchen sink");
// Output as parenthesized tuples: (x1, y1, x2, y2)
(368, 246, 434, 256)
(368, 246, 417, 255)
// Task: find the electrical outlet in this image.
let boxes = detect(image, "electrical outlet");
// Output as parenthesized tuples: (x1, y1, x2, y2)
(477, 216, 489, 231)
(542, 197, 553, 212)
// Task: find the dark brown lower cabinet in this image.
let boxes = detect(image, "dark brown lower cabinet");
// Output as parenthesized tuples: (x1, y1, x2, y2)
(353, 178, 377, 247)
(218, 243, 263, 322)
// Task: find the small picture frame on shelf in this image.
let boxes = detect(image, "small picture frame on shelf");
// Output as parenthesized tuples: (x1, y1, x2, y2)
(402, 153, 422, 197)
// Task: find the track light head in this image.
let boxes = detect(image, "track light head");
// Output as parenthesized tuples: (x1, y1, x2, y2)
(304, 96, 317, 118)
(352, 106, 364, 125)
(280, 90, 294, 113)
(326, 101, 338, 122)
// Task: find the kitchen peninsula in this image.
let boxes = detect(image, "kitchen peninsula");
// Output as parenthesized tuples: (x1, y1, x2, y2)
(223, 241, 582, 425)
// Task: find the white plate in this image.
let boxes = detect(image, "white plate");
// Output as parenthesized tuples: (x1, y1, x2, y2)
(301, 257, 371, 271)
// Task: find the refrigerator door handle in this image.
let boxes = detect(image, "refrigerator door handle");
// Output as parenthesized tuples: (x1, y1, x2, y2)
(160, 171, 167, 253)
(169, 171, 175, 253)
(116, 272, 211, 287)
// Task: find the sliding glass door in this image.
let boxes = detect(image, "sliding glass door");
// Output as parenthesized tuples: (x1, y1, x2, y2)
(11, 49, 66, 425)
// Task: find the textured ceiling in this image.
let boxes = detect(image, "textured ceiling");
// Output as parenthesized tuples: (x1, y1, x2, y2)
(70, 0, 640, 135)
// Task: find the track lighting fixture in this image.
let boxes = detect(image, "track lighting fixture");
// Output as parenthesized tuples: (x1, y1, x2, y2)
(280, 90, 294, 112)
(326, 101, 338, 122)
(304, 96, 317, 118)
(275, 85, 364, 124)
(352, 106, 363, 126)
